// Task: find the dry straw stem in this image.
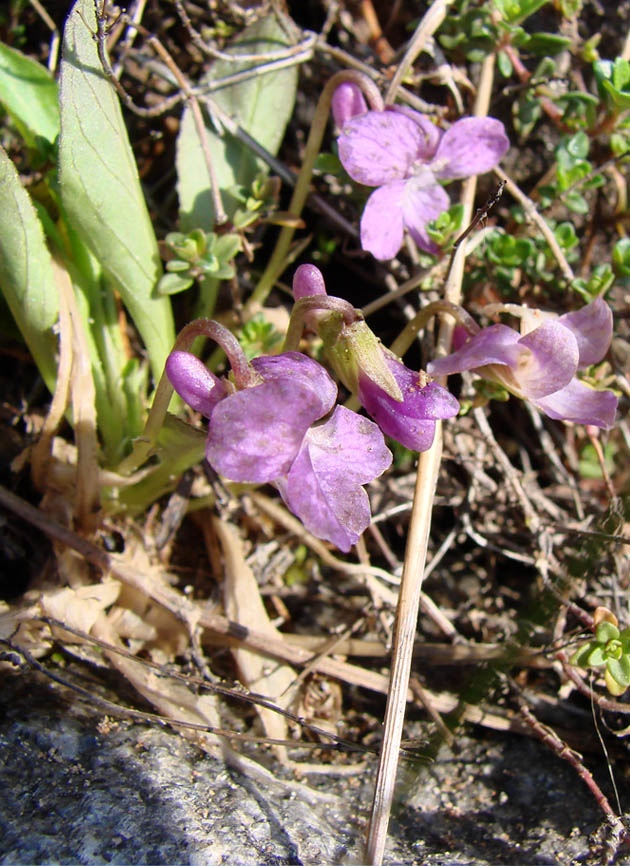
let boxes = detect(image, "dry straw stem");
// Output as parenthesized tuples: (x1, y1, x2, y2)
(384, 0, 454, 104)
(35, 258, 100, 532)
(364, 51, 498, 866)
(493, 165, 575, 284)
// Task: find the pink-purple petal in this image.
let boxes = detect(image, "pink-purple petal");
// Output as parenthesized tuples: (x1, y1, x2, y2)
(338, 110, 428, 186)
(252, 352, 337, 418)
(558, 297, 613, 368)
(516, 319, 579, 398)
(331, 82, 368, 127)
(401, 173, 450, 254)
(292, 263, 327, 299)
(165, 351, 227, 418)
(534, 379, 618, 428)
(360, 181, 406, 260)
(427, 324, 523, 378)
(359, 359, 460, 451)
(277, 407, 392, 552)
(430, 117, 509, 180)
(206, 379, 325, 483)
(387, 106, 442, 159)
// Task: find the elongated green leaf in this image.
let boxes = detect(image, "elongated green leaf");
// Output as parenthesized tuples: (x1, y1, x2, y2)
(0, 42, 59, 147)
(58, 0, 174, 383)
(0, 145, 58, 391)
(177, 14, 298, 230)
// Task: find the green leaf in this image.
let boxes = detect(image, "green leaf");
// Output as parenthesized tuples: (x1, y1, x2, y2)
(176, 13, 298, 230)
(570, 641, 598, 668)
(497, 50, 513, 77)
(595, 620, 620, 643)
(0, 145, 58, 392)
(521, 33, 572, 54)
(613, 237, 630, 276)
(563, 190, 589, 214)
(58, 0, 174, 384)
(554, 222, 579, 249)
(0, 42, 59, 148)
(157, 272, 195, 295)
(565, 130, 590, 159)
(594, 58, 630, 109)
(607, 655, 630, 688)
(586, 645, 606, 667)
(494, 0, 549, 25)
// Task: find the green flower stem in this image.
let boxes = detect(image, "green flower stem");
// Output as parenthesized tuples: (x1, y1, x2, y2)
(389, 300, 480, 360)
(112, 418, 207, 514)
(246, 70, 384, 313)
(116, 318, 254, 476)
(282, 295, 357, 352)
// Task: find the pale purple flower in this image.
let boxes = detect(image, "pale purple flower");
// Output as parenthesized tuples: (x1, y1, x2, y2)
(427, 297, 617, 429)
(166, 348, 392, 551)
(292, 263, 460, 451)
(331, 81, 367, 127)
(358, 356, 460, 452)
(275, 406, 392, 552)
(337, 108, 509, 260)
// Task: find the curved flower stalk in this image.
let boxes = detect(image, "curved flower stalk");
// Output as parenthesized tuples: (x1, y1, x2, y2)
(427, 297, 618, 429)
(166, 342, 391, 552)
(291, 264, 460, 450)
(334, 87, 509, 260)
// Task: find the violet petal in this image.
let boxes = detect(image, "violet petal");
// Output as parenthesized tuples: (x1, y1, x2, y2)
(359, 360, 460, 452)
(430, 117, 509, 180)
(534, 379, 618, 428)
(387, 105, 442, 159)
(401, 173, 450, 254)
(427, 324, 523, 377)
(331, 82, 368, 127)
(516, 319, 579, 398)
(292, 263, 327, 299)
(206, 378, 329, 483)
(338, 110, 427, 186)
(360, 181, 406, 260)
(252, 352, 337, 418)
(277, 406, 392, 551)
(165, 351, 227, 418)
(558, 297, 613, 368)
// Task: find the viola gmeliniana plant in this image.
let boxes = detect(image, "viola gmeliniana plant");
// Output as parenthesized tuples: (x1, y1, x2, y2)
(165, 259, 464, 550)
(3, 0, 630, 856)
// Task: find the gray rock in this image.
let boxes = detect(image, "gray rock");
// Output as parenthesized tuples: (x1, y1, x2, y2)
(0, 672, 625, 865)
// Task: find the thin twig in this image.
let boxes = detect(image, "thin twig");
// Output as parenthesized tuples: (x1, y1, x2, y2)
(384, 0, 454, 103)
(515, 689, 627, 851)
(494, 165, 575, 284)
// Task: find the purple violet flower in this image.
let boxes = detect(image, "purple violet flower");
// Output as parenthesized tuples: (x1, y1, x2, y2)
(292, 263, 460, 451)
(336, 107, 509, 260)
(276, 406, 392, 553)
(427, 297, 618, 429)
(358, 356, 460, 452)
(166, 348, 392, 551)
(331, 81, 368, 127)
